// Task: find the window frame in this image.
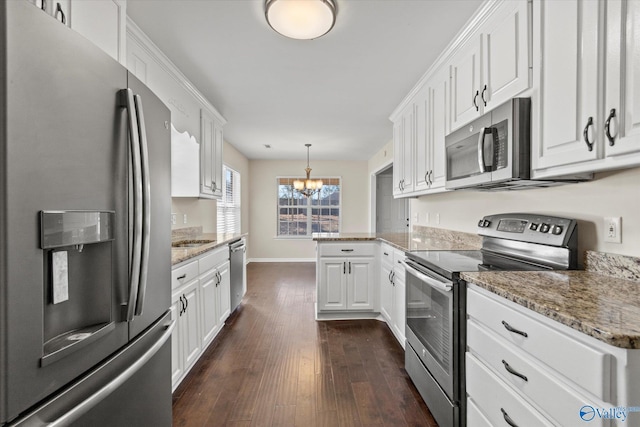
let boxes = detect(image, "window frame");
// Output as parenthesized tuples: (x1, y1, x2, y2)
(276, 176, 342, 239)
(217, 164, 241, 235)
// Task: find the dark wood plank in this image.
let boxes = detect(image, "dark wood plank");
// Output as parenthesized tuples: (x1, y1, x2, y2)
(172, 262, 437, 427)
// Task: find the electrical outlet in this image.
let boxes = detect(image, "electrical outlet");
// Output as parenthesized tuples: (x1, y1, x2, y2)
(425, 212, 430, 223)
(604, 216, 622, 243)
(171, 213, 176, 225)
(413, 212, 419, 223)
(436, 213, 440, 225)
(183, 214, 188, 224)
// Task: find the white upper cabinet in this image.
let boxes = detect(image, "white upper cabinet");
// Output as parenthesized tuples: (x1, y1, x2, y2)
(532, 0, 600, 171)
(604, 0, 640, 159)
(450, 38, 483, 131)
(393, 103, 415, 196)
(200, 109, 224, 199)
(532, 0, 640, 177)
(171, 125, 200, 197)
(30, 0, 126, 65)
(450, 0, 530, 132)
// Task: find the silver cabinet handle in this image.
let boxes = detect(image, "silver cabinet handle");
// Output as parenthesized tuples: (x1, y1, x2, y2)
(401, 260, 452, 292)
(501, 320, 528, 337)
(133, 94, 151, 317)
(502, 360, 528, 382)
(583, 116, 594, 151)
(501, 408, 519, 427)
(121, 89, 142, 322)
(47, 319, 176, 427)
(605, 108, 616, 146)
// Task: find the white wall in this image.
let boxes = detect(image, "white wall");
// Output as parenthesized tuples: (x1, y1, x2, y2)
(249, 159, 369, 261)
(411, 167, 640, 258)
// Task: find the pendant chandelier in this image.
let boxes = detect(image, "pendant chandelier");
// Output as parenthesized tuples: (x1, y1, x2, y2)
(265, 0, 337, 40)
(293, 144, 323, 197)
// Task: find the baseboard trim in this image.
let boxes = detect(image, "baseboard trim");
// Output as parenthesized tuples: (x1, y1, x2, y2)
(247, 258, 316, 263)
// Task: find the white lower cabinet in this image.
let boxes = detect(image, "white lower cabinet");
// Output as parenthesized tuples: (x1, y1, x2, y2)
(171, 246, 231, 391)
(317, 243, 377, 313)
(466, 284, 640, 427)
(380, 244, 406, 347)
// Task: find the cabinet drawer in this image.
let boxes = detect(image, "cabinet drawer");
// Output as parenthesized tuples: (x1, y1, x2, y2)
(380, 244, 394, 267)
(467, 397, 493, 427)
(467, 287, 611, 401)
(467, 353, 555, 427)
(468, 320, 609, 427)
(199, 246, 228, 273)
(393, 249, 406, 280)
(172, 260, 198, 290)
(318, 243, 376, 257)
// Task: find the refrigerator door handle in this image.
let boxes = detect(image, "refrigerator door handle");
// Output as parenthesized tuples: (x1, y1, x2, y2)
(133, 94, 151, 317)
(45, 320, 176, 427)
(121, 88, 142, 322)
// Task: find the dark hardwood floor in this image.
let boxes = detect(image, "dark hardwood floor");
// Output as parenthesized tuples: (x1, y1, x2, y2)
(172, 262, 438, 427)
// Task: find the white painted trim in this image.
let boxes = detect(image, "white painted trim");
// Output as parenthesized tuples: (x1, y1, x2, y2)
(126, 17, 227, 125)
(248, 258, 316, 263)
(369, 159, 393, 233)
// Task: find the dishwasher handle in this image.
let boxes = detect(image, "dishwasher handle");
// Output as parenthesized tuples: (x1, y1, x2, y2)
(230, 241, 246, 253)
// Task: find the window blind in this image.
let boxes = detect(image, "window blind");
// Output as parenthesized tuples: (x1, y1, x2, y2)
(217, 165, 241, 234)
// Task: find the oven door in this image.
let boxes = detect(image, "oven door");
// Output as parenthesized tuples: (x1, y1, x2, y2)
(403, 259, 455, 399)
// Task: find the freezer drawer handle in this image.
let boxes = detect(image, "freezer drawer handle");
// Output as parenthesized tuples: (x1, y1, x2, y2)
(46, 320, 176, 427)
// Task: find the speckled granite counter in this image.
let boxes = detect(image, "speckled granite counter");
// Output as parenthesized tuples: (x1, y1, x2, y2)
(313, 226, 481, 252)
(171, 227, 246, 266)
(461, 252, 640, 349)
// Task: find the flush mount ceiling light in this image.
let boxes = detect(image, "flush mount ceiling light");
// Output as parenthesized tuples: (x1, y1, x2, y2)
(265, 0, 337, 40)
(293, 144, 323, 197)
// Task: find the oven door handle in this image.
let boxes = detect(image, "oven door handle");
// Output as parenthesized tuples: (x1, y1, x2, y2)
(401, 260, 452, 292)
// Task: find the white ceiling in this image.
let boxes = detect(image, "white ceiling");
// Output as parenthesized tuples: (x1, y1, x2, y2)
(127, 0, 484, 161)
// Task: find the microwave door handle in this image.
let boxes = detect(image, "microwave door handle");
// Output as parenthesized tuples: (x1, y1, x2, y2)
(477, 127, 487, 173)
(400, 260, 452, 292)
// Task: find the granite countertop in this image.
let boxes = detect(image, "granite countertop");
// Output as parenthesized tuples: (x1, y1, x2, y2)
(313, 229, 481, 253)
(171, 232, 246, 266)
(461, 270, 640, 349)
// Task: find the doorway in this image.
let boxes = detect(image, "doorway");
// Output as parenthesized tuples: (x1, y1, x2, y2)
(374, 165, 409, 233)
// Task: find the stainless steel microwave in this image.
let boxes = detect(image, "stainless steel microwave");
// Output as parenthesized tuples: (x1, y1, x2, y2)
(445, 98, 533, 190)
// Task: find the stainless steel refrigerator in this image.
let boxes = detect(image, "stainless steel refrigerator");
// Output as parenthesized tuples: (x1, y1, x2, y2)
(1, 2, 173, 425)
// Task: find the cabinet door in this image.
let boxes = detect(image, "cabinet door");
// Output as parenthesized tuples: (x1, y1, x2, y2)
(392, 277, 406, 346)
(414, 86, 431, 193)
(380, 263, 394, 322)
(347, 258, 375, 310)
(181, 284, 201, 371)
(401, 105, 415, 193)
(318, 258, 347, 311)
(482, 0, 530, 112)
(450, 37, 482, 131)
(605, 0, 640, 158)
(533, 0, 600, 170)
(169, 299, 183, 390)
(69, 0, 125, 64)
(392, 121, 403, 197)
(200, 109, 223, 199)
(199, 270, 219, 347)
(217, 261, 231, 325)
(429, 68, 448, 190)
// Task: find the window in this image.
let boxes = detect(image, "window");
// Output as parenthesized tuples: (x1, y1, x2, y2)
(277, 177, 340, 237)
(217, 165, 241, 234)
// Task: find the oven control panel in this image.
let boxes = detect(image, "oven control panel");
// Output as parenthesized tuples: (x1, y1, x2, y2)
(478, 213, 577, 247)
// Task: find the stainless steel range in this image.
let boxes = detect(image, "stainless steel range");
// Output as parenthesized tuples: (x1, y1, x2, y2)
(402, 213, 578, 427)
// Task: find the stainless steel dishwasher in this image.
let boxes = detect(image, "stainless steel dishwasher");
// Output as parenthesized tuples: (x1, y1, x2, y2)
(229, 239, 246, 312)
